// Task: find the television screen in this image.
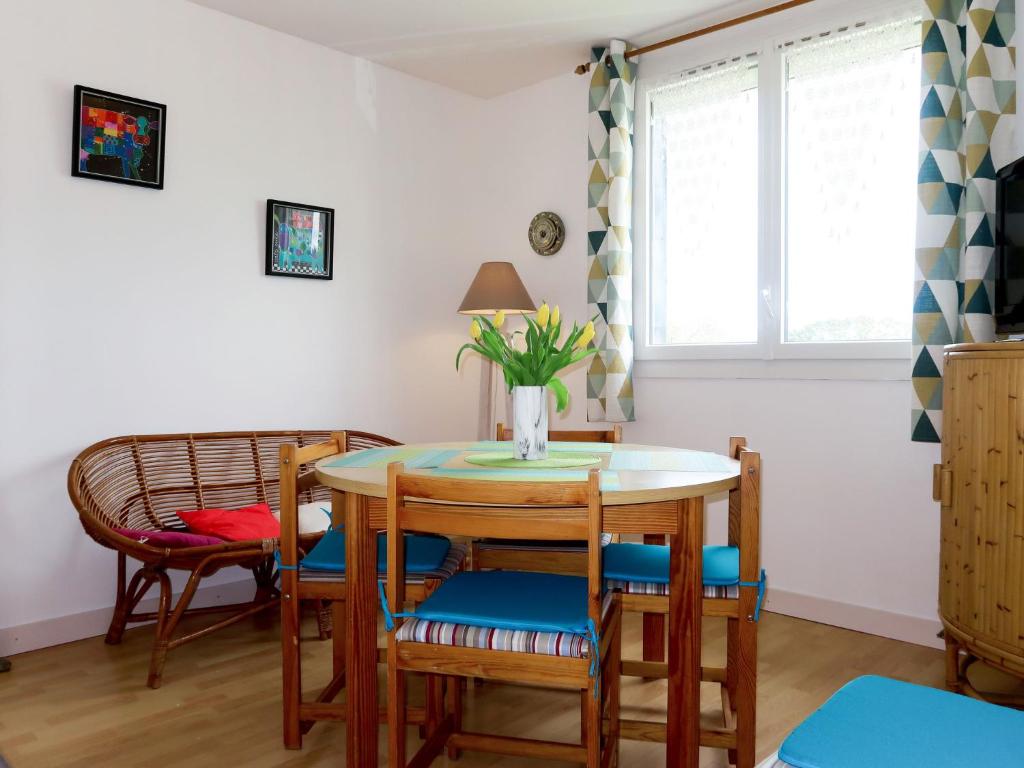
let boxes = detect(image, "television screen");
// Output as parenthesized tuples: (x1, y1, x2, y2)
(996, 160, 1024, 333)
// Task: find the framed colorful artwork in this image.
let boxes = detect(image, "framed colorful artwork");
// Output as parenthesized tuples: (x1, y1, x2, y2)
(265, 200, 335, 280)
(71, 85, 166, 189)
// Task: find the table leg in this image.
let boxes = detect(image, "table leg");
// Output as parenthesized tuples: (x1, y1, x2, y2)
(642, 533, 667, 666)
(667, 496, 704, 768)
(342, 490, 379, 767)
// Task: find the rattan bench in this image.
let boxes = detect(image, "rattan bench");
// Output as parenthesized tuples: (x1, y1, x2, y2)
(67, 430, 373, 688)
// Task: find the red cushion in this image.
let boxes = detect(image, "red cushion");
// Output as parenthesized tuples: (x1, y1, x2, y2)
(176, 503, 280, 542)
(115, 528, 225, 548)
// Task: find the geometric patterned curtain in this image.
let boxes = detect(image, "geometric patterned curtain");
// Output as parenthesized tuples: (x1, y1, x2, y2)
(587, 40, 637, 422)
(912, 0, 1015, 442)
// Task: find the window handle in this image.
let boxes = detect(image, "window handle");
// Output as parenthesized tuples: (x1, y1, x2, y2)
(761, 288, 776, 320)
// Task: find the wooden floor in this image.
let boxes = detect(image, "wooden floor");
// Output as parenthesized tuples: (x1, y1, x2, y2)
(0, 610, 947, 767)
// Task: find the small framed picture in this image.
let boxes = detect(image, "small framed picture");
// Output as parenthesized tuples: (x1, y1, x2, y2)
(72, 85, 166, 189)
(266, 200, 335, 280)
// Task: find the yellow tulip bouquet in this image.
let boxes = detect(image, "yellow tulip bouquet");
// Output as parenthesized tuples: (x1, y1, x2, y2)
(455, 302, 597, 413)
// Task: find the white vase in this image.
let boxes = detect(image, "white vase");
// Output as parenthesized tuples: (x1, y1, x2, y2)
(512, 386, 548, 460)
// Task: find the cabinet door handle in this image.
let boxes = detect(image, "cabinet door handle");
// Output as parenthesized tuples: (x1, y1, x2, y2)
(933, 465, 952, 507)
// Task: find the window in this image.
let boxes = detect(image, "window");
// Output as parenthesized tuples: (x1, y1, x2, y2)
(649, 59, 759, 346)
(637, 10, 921, 363)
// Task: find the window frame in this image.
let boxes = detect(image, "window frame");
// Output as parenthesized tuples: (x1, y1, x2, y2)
(633, 1, 919, 369)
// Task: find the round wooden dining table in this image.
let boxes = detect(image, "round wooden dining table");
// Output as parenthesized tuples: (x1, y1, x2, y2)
(314, 441, 741, 767)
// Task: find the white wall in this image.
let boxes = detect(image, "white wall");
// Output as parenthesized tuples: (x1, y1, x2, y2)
(471, 0, 947, 647)
(4, 0, 1016, 654)
(0, 0, 487, 651)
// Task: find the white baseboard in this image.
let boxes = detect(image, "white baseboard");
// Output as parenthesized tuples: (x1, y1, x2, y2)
(2, 581, 944, 657)
(0, 578, 259, 656)
(765, 588, 944, 650)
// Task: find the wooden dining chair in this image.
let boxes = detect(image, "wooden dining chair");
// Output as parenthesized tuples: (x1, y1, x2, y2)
(278, 431, 467, 749)
(472, 423, 622, 576)
(603, 437, 763, 768)
(383, 464, 621, 767)
(476, 423, 680, 677)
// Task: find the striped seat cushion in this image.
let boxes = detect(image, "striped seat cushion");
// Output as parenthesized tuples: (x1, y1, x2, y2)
(476, 532, 614, 552)
(607, 580, 740, 598)
(395, 585, 614, 660)
(300, 543, 467, 584)
(604, 542, 741, 597)
(396, 616, 592, 658)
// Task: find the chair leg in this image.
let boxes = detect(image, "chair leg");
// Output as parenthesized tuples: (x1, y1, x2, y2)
(446, 676, 463, 760)
(331, 600, 346, 680)
(426, 674, 445, 734)
(733, 615, 757, 768)
(387, 660, 407, 768)
(727, 615, 739, 766)
(581, 689, 588, 749)
(253, 561, 277, 630)
(107, 558, 154, 645)
(583, 684, 601, 766)
(642, 535, 666, 669)
(316, 600, 333, 641)
(147, 565, 208, 689)
(105, 553, 129, 644)
(606, 622, 622, 768)
(146, 569, 173, 689)
(282, 587, 302, 749)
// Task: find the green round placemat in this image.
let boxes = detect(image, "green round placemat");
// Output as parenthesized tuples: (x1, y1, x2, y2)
(463, 452, 602, 469)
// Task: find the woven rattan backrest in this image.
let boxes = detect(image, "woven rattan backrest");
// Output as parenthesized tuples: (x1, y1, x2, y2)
(68, 431, 338, 533)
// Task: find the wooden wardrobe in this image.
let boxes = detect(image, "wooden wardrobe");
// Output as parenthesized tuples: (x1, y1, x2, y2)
(936, 342, 1024, 702)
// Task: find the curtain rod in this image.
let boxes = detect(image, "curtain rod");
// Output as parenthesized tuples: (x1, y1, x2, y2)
(574, 0, 816, 75)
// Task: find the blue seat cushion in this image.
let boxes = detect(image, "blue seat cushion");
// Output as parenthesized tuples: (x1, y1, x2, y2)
(603, 542, 739, 586)
(301, 528, 451, 574)
(779, 675, 1024, 768)
(408, 570, 591, 635)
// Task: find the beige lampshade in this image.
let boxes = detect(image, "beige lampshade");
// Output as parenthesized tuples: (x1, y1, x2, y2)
(457, 261, 536, 315)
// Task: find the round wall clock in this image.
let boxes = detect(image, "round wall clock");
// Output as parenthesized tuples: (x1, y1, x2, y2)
(528, 211, 565, 256)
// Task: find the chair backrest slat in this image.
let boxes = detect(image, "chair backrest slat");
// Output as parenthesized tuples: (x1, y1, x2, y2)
(401, 502, 589, 540)
(395, 474, 591, 507)
(496, 423, 622, 444)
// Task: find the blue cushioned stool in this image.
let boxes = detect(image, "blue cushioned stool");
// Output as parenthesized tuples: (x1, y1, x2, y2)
(771, 675, 1024, 768)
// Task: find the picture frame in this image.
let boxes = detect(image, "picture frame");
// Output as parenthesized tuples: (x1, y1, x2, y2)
(265, 199, 335, 280)
(71, 85, 166, 189)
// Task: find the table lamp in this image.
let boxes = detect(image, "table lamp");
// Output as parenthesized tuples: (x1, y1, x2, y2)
(458, 262, 536, 438)
(458, 261, 536, 316)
